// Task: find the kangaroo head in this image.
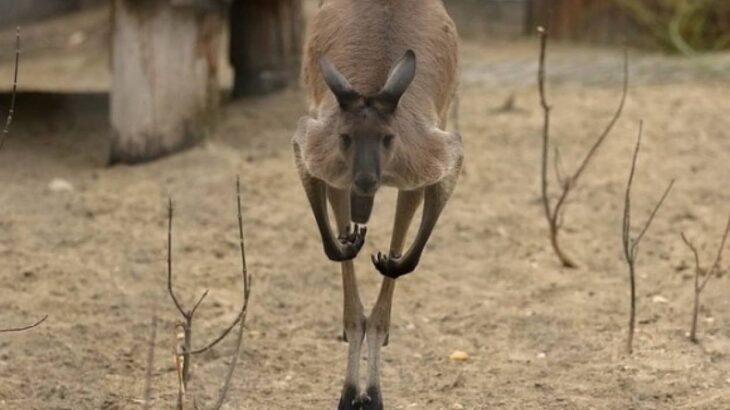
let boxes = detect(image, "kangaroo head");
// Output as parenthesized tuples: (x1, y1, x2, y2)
(319, 50, 416, 197)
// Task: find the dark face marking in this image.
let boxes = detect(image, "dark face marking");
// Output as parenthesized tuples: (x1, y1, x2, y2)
(319, 49, 416, 212)
(338, 105, 395, 197)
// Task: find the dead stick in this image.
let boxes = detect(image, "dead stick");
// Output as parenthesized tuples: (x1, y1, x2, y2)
(538, 26, 628, 268)
(190, 178, 251, 356)
(0, 314, 47, 334)
(210, 176, 252, 410)
(681, 213, 730, 342)
(621, 121, 674, 354)
(167, 198, 208, 389)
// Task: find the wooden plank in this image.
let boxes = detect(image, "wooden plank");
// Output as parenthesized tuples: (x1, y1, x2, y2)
(109, 0, 223, 164)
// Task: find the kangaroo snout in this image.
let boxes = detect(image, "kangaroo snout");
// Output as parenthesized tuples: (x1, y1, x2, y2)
(353, 173, 378, 196)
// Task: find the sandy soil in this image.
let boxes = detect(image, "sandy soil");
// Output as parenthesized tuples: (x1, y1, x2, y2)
(1, 7, 730, 410)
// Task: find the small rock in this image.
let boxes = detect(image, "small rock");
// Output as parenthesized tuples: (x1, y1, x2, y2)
(405, 322, 416, 330)
(449, 350, 469, 362)
(704, 317, 715, 323)
(651, 295, 669, 304)
(537, 352, 546, 359)
(48, 178, 74, 193)
(451, 404, 464, 409)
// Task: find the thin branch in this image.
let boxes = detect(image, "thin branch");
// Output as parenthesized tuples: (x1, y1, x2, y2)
(681, 213, 730, 343)
(175, 322, 187, 409)
(143, 311, 158, 410)
(165, 179, 253, 409)
(680, 231, 702, 343)
(706, 214, 730, 286)
(622, 122, 642, 263)
(190, 290, 209, 318)
(0, 27, 20, 150)
(621, 123, 642, 355)
(680, 232, 701, 285)
(190, 177, 251, 355)
(621, 121, 673, 354)
(553, 145, 565, 187)
(632, 179, 675, 257)
(210, 304, 246, 410)
(210, 176, 252, 410)
(537, 26, 629, 268)
(0, 314, 47, 334)
(570, 47, 629, 184)
(167, 197, 194, 405)
(167, 198, 187, 319)
(538, 26, 552, 224)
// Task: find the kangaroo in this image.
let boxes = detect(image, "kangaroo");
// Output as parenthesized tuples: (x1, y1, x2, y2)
(292, 1, 462, 408)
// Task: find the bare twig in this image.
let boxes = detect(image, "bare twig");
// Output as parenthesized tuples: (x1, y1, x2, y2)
(143, 311, 158, 410)
(175, 322, 187, 409)
(167, 198, 209, 400)
(0, 27, 20, 150)
(165, 177, 252, 409)
(190, 290, 209, 318)
(538, 26, 629, 268)
(190, 177, 251, 355)
(706, 214, 730, 287)
(553, 145, 565, 187)
(621, 121, 674, 354)
(167, 199, 188, 318)
(680, 213, 730, 343)
(0, 314, 47, 334)
(211, 176, 252, 410)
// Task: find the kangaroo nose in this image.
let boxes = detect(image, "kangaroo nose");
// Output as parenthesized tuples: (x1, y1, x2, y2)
(354, 173, 378, 195)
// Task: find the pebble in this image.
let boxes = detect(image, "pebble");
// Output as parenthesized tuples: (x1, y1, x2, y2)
(449, 350, 469, 362)
(651, 295, 669, 304)
(48, 178, 74, 193)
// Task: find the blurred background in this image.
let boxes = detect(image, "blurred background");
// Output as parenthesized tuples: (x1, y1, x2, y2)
(1, 1, 729, 409)
(0, 0, 728, 165)
(0, 0, 728, 160)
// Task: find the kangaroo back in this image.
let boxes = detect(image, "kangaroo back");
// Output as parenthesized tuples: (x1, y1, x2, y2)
(303, 0, 458, 124)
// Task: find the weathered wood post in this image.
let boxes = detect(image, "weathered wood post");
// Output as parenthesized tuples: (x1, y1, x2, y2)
(110, 0, 224, 164)
(229, 0, 302, 98)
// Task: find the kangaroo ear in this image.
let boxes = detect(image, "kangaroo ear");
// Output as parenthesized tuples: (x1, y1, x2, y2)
(319, 55, 360, 110)
(375, 50, 416, 114)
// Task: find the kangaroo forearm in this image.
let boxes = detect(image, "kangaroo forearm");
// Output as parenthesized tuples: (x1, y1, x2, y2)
(395, 195, 444, 271)
(300, 173, 367, 262)
(302, 177, 342, 258)
(374, 182, 449, 278)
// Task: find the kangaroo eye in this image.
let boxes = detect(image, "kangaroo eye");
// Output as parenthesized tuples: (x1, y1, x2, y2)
(382, 134, 394, 149)
(340, 134, 352, 149)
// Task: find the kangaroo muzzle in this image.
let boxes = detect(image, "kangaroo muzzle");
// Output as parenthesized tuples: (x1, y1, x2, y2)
(350, 191, 374, 224)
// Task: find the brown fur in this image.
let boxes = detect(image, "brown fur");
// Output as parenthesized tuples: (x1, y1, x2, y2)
(294, 0, 460, 191)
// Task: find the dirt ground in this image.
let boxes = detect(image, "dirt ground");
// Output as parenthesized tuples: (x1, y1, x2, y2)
(1, 6, 730, 410)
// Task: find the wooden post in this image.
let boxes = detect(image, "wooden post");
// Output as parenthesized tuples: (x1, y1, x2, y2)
(110, 0, 223, 164)
(229, 0, 302, 98)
